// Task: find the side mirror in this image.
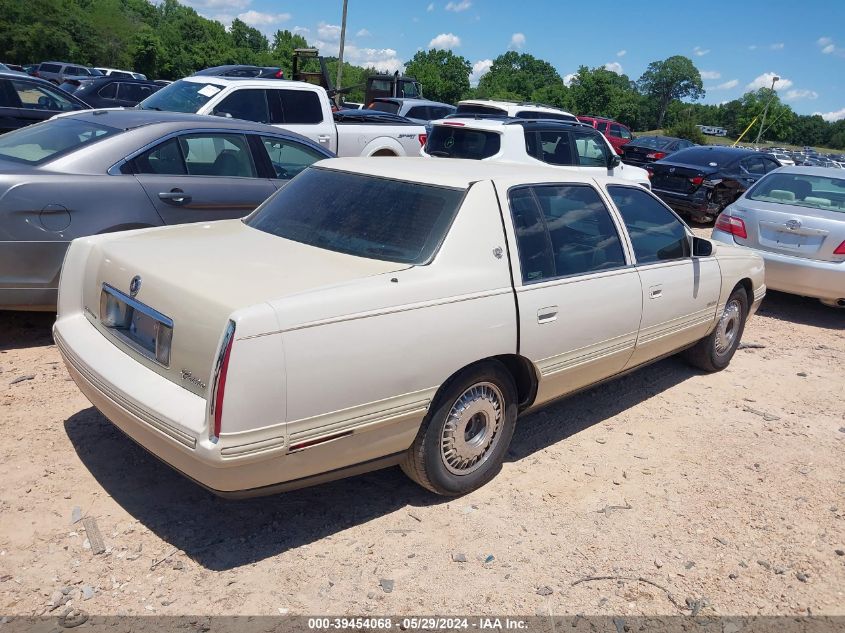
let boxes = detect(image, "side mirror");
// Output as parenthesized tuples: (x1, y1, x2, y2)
(608, 154, 622, 169)
(692, 236, 713, 257)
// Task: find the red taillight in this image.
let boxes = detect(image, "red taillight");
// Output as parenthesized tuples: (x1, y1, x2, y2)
(211, 321, 236, 438)
(442, 121, 465, 126)
(274, 69, 284, 78)
(646, 151, 667, 160)
(834, 240, 845, 255)
(418, 133, 427, 147)
(689, 176, 704, 186)
(715, 214, 748, 240)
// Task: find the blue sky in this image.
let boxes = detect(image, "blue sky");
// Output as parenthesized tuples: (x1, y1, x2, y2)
(185, 0, 845, 120)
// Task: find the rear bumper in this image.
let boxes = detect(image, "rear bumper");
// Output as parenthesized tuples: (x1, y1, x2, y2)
(54, 313, 418, 496)
(712, 229, 845, 302)
(653, 188, 710, 217)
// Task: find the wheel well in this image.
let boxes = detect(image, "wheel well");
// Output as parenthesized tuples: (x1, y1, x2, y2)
(493, 354, 539, 410)
(370, 149, 397, 157)
(735, 278, 754, 309)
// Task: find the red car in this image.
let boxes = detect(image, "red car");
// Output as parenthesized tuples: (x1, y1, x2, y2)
(576, 115, 633, 154)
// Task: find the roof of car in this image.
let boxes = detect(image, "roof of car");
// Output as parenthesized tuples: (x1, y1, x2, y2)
(666, 145, 758, 162)
(431, 116, 593, 131)
(54, 108, 297, 134)
(457, 99, 574, 114)
(194, 65, 279, 73)
(317, 157, 633, 190)
(178, 76, 316, 89)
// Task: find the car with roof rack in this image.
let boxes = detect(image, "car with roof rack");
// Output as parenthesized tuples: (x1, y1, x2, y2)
(421, 116, 651, 188)
(54, 157, 764, 497)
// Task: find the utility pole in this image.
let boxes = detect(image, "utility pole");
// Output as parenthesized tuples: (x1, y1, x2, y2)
(754, 75, 779, 147)
(335, 0, 348, 108)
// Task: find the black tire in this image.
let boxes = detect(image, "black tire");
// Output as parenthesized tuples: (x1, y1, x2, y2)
(401, 361, 517, 495)
(684, 286, 749, 372)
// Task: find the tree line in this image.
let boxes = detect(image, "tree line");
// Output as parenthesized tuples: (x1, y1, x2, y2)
(2, 0, 843, 149)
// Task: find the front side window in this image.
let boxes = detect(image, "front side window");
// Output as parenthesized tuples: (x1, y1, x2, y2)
(425, 126, 501, 159)
(12, 80, 80, 112)
(537, 131, 574, 166)
(212, 89, 269, 123)
(608, 186, 690, 264)
(0, 118, 119, 164)
(609, 124, 623, 137)
(573, 132, 609, 167)
(259, 136, 326, 179)
(509, 185, 626, 282)
(246, 168, 464, 265)
(619, 126, 632, 140)
(741, 157, 766, 175)
(133, 137, 186, 175)
(117, 82, 155, 102)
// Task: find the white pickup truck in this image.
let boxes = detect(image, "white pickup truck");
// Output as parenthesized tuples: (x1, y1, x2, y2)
(137, 77, 427, 157)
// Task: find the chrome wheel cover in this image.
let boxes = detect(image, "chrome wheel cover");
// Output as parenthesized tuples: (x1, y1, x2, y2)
(440, 382, 504, 475)
(715, 298, 742, 355)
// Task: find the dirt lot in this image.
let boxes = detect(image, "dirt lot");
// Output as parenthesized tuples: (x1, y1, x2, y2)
(1, 290, 844, 619)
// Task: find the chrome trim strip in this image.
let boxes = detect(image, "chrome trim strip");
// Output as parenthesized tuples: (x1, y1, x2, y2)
(220, 435, 286, 457)
(288, 398, 431, 444)
(55, 331, 197, 449)
(100, 284, 173, 368)
(539, 334, 637, 376)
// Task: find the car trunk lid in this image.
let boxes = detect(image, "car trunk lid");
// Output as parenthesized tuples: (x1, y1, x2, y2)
(727, 201, 845, 262)
(81, 219, 407, 397)
(650, 161, 716, 194)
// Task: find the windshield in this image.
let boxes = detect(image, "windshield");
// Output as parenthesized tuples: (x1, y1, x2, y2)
(629, 137, 669, 150)
(137, 79, 222, 112)
(425, 125, 501, 159)
(245, 167, 465, 264)
(747, 173, 845, 213)
(0, 118, 120, 165)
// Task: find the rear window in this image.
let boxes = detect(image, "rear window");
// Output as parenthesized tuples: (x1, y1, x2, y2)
(747, 173, 845, 213)
(39, 63, 61, 73)
(426, 125, 501, 159)
(668, 147, 744, 168)
(629, 137, 668, 150)
(367, 100, 400, 114)
(0, 118, 120, 165)
(245, 167, 465, 265)
(138, 79, 222, 113)
(455, 104, 508, 117)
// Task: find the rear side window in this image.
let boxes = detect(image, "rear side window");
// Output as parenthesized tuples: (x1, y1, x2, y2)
(509, 185, 626, 282)
(117, 83, 155, 102)
(39, 63, 61, 74)
(246, 168, 464, 265)
(213, 89, 269, 124)
(278, 89, 323, 124)
(98, 82, 117, 99)
(573, 132, 609, 167)
(12, 80, 80, 112)
(425, 126, 501, 159)
(455, 103, 507, 116)
(537, 131, 574, 166)
(608, 186, 690, 263)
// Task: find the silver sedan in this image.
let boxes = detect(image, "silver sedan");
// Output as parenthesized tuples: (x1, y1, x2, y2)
(712, 166, 845, 307)
(0, 109, 333, 310)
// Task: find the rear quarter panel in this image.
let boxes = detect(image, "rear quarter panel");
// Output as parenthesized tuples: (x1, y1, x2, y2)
(336, 123, 425, 156)
(713, 244, 766, 310)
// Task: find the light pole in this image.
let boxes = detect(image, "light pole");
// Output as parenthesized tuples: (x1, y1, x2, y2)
(335, 0, 348, 109)
(754, 75, 779, 146)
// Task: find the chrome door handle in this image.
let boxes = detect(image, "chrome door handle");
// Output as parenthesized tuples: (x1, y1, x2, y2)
(158, 189, 191, 205)
(318, 135, 331, 144)
(537, 306, 558, 324)
(649, 286, 663, 299)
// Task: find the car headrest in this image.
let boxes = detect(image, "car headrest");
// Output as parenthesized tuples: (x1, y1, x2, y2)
(768, 189, 795, 202)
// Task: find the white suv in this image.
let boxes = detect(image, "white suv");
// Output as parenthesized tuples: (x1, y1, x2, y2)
(455, 99, 577, 121)
(421, 117, 651, 188)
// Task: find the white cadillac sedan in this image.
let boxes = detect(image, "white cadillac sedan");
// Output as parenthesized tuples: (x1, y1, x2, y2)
(55, 159, 766, 497)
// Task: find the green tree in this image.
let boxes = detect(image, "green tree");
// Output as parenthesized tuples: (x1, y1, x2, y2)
(272, 29, 309, 76)
(476, 51, 561, 101)
(735, 88, 795, 143)
(567, 65, 645, 129)
(229, 18, 268, 55)
(404, 49, 470, 104)
(637, 56, 704, 128)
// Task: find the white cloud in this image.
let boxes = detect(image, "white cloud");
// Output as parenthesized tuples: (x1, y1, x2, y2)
(604, 62, 623, 74)
(823, 43, 836, 54)
(700, 70, 721, 80)
(616, 49, 626, 57)
(816, 107, 845, 122)
(428, 32, 461, 49)
(711, 79, 739, 90)
(818, 36, 832, 46)
(317, 22, 341, 41)
(325, 45, 403, 73)
(784, 89, 818, 100)
(184, 0, 250, 10)
(563, 72, 577, 87)
(355, 28, 371, 37)
(211, 13, 235, 27)
(237, 10, 291, 27)
(469, 59, 493, 86)
(445, 0, 471, 11)
(746, 72, 793, 91)
(748, 44, 757, 50)
(510, 32, 526, 49)
(693, 46, 710, 56)
(427, 2, 434, 10)
(770, 42, 784, 50)
(817, 36, 841, 55)
(292, 26, 310, 35)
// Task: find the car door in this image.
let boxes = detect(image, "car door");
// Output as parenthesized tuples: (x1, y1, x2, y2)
(130, 131, 277, 225)
(501, 183, 643, 406)
(252, 133, 330, 186)
(268, 87, 337, 152)
(571, 130, 615, 178)
(607, 185, 721, 368)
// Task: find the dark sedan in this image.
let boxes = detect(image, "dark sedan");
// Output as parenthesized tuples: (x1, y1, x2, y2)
(649, 146, 780, 223)
(620, 135, 696, 167)
(0, 71, 88, 133)
(0, 109, 333, 310)
(192, 65, 284, 79)
(61, 77, 162, 108)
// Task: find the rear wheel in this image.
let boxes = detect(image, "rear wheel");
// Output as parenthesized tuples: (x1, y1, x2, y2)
(684, 286, 748, 372)
(401, 362, 517, 495)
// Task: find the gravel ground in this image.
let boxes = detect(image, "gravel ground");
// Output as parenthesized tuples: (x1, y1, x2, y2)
(0, 289, 843, 619)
